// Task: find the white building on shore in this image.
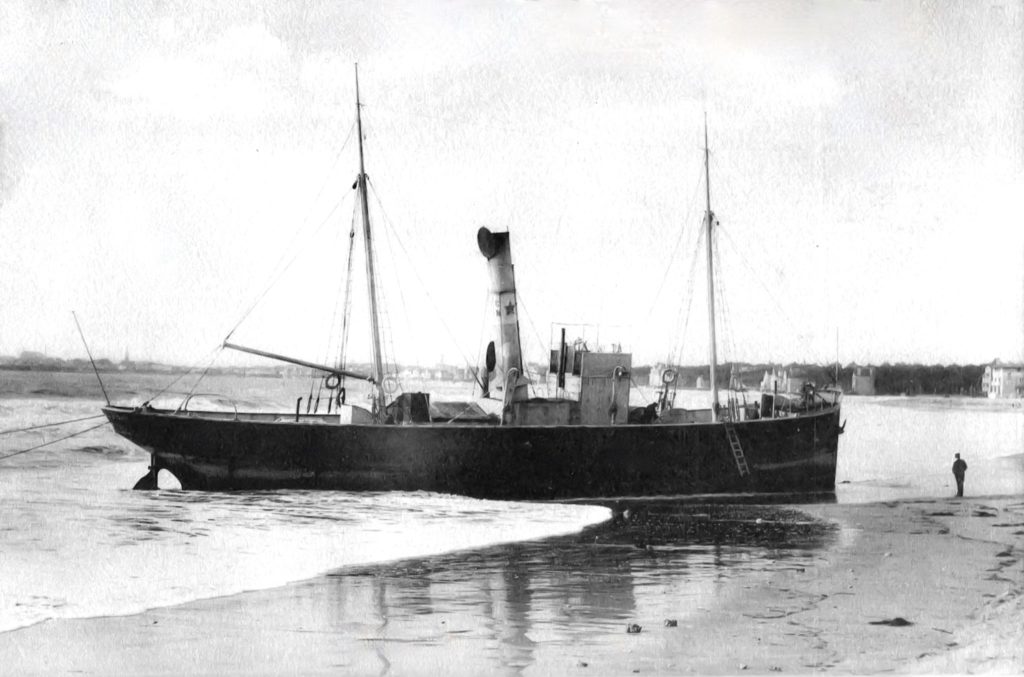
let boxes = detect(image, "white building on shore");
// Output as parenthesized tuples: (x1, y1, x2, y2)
(850, 365, 876, 396)
(982, 360, 1024, 398)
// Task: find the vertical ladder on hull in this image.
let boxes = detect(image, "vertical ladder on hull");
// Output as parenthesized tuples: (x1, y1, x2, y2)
(723, 422, 749, 477)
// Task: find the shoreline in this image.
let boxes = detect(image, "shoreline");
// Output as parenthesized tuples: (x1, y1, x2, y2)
(2, 494, 1021, 675)
(783, 497, 1023, 674)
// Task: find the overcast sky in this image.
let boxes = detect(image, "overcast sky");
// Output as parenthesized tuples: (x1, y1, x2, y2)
(1, 0, 1022, 370)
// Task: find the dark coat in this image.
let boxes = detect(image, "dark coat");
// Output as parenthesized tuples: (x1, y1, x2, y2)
(952, 459, 967, 478)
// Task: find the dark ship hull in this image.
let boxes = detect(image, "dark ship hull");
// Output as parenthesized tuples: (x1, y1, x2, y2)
(103, 404, 841, 499)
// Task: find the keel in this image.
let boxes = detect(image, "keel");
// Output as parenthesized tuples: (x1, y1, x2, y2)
(133, 456, 159, 490)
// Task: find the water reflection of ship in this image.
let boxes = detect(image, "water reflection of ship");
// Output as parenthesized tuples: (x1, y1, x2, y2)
(318, 502, 834, 671)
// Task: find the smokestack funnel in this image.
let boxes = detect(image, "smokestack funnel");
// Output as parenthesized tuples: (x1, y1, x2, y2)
(478, 227, 528, 403)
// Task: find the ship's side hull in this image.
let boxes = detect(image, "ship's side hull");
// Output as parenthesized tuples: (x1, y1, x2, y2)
(103, 406, 842, 499)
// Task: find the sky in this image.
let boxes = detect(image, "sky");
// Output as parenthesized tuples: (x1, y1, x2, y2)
(1, 0, 1022, 372)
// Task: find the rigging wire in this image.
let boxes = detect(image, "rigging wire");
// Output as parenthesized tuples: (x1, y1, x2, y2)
(712, 225, 741, 388)
(312, 194, 357, 410)
(186, 216, 335, 398)
(442, 401, 488, 424)
(361, 193, 403, 399)
(718, 226, 826, 363)
(711, 225, 729, 361)
(221, 118, 358, 344)
(301, 120, 358, 234)
(131, 124, 359, 408)
(629, 375, 651, 405)
(337, 197, 362, 373)
(377, 272, 403, 398)
(141, 344, 223, 404)
(0, 420, 112, 462)
(223, 192, 353, 343)
(511, 293, 549, 397)
(365, 178, 485, 391)
(0, 414, 107, 436)
(358, 114, 488, 393)
(641, 173, 705, 332)
(706, 145, 829, 365)
(517, 294, 554, 398)
(668, 224, 706, 367)
(372, 186, 416, 396)
(177, 349, 224, 410)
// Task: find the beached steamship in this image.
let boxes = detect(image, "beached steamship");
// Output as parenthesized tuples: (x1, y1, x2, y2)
(103, 69, 843, 499)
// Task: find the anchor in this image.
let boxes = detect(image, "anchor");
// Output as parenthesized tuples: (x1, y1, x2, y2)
(133, 453, 159, 490)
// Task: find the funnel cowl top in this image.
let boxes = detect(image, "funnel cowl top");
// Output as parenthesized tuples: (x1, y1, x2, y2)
(477, 227, 510, 260)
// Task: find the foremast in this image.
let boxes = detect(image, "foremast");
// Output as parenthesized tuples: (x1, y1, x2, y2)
(704, 116, 721, 421)
(354, 64, 388, 420)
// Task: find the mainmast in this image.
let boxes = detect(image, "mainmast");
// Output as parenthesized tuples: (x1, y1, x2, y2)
(355, 64, 387, 420)
(703, 115, 721, 420)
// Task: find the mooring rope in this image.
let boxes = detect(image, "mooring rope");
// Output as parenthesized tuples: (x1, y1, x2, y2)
(0, 414, 107, 436)
(0, 420, 112, 462)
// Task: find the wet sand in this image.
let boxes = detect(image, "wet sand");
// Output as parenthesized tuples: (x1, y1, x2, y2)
(1, 496, 1021, 675)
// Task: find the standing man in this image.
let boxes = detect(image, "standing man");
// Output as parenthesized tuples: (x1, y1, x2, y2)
(952, 453, 968, 497)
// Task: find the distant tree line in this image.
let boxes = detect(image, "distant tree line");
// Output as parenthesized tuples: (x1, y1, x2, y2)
(867, 363, 986, 396)
(663, 362, 987, 396)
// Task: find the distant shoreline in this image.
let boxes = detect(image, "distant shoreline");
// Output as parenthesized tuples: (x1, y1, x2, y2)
(0, 364, 318, 378)
(0, 363, 1004, 398)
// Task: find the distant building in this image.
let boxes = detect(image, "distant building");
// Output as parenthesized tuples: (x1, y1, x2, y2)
(761, 369, 798, 394)
(728, 366, 756, 391)
(850, 366, 876, 396)
(983, 360, 1024, 398)
(631, 365, 652, 387)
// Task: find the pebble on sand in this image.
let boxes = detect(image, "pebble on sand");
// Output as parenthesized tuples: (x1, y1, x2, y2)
(869, 617, 913, 627)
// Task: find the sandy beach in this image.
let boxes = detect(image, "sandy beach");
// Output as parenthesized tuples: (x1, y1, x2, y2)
(1, 494, 1020, 675)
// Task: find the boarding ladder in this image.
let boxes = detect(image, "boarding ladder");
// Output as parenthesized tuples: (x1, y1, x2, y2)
(723, 421, 749, 477)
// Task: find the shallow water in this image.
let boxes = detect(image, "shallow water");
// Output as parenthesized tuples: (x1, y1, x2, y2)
(0, 371, 1021, 635)
(0, 377, 610, 632)
(835, 395, 1023, 502)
